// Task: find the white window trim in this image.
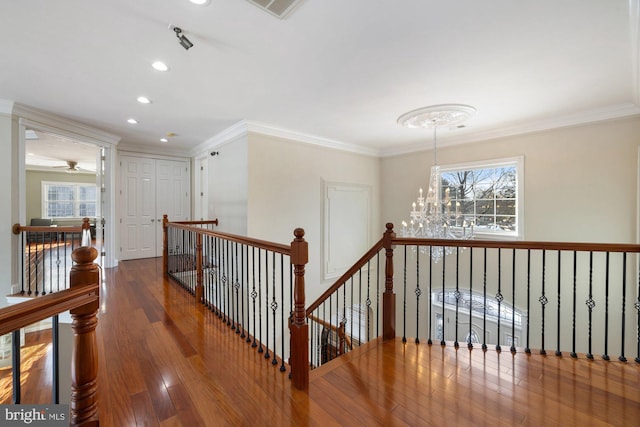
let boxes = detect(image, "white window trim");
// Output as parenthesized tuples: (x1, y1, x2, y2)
(437, 155, 524, 241)
(41, 181, 98, 219)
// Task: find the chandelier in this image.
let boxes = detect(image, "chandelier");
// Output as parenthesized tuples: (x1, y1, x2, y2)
(397, 104, 477, 262)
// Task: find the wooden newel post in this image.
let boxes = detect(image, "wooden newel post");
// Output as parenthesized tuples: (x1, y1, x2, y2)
(289, 228, 309, 391)
(162, 215, 169, 276)
(69, 246, 100, 427)
(383, 223, 396, 340)
(195, 232, 204, 302)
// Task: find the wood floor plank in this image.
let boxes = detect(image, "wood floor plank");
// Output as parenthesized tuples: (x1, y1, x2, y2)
(5, 256, 639, 426)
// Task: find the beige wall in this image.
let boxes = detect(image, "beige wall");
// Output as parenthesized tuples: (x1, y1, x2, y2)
(207, 136, 249, 235)
(382, 116, 640, 243)
(26, 170, 96, 225)
(247, 132, 381, 301)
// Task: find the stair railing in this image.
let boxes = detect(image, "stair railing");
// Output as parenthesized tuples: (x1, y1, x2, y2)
(12, 218, 92, 296)
(306, 223, 640, 374)
(0, 246, 100, 426)
(162, 216, 309, 390)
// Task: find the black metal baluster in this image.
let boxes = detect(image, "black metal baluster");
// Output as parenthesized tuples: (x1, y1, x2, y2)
(619, 252, 627, 362)
(482, 248, 487, 351)
(52, 314, 59, 403)
(227, 240, 232, 326)
(454, 247, 459, 348)
(441, 247, 446, 347)
(468, 247, 473, 350)
(416, 246, 421, 345)
(351, 276, 354, 345)
(525, 250, 531, 354)
(496, 248, 502, 352)
(264, 250, 270, 360)
(35, 237, 41, 295)
(229, 242, 238, 331)
(235, 243, 241, 334)
(271, 252, 278, 365)
(56, 235, 61, 292)
(635, 253, 640, 363)
(12, 329, 20, 403)
(328, 294, 333, 361)
(246, 245, 252, 342)
(603, 251, 610, 360)
(428, 246, 433, 345)
(376, 252, 380, 337)
(27, 239, 32, 295)
(511, 248, 516, 353)
(258, 249, 263, 353)
(571, 251, 577, 358)
(366, 259, 372, 342)
(540, 250, 547, 355)
(586, 251, 595, 359)
(358, 268, 362, 346)
(240, 244, 246, 338)
(556, 250, 561, 357)
(252, 247, 258, 348)
(403, 245, 407, 343)
(280, 254, 286, 371)
(343, 282, 347, 354)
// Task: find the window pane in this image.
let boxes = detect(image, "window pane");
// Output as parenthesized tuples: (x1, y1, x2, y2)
(496, 216, 516, 231)
(48, 201, 74, 217)
(79, 186, 97, 200)
(79, 202, 96, 217)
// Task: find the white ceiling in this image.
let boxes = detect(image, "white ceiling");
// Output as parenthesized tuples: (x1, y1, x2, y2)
(2, 0, 639, 159)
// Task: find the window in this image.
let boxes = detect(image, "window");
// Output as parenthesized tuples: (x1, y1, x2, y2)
(42, 182, 97, 218)
(438, 157, 523, 239)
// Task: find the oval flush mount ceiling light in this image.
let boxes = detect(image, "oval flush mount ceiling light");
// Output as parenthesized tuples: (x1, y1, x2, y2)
(160, 138, 169, 143)
(127, 118, 138, 124)
(152, 61, 168, 72)
(189, 0, 210, 5)
(137, 96, 151, 104)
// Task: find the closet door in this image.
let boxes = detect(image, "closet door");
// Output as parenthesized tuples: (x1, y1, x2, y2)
(120, 156, 157, 260)
(155, 159, 190, 256)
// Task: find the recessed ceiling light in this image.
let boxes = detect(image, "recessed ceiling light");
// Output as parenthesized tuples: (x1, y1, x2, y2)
(160, 138, 169, 143)
(152, 61, 169, 72)
(189, 0, 210, 5)
(127, 118, 138, 124)
(137, 96, 151, 104)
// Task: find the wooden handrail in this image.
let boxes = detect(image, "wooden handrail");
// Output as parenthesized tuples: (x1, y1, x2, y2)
(391, 237, 640, 253)
(12, 217, 92, 235)
(0, 284, 98, 336)
(306, 238, 384, 315)
(172, 219, 219, 226)
(166, 221, 291, 255)
(307, 313, 352, 350)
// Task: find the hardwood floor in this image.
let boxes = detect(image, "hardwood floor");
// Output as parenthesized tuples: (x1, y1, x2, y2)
(3, 257, 640, 425)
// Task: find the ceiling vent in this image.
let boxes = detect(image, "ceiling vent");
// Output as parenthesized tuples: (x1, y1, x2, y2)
(246, 0, 304, 19)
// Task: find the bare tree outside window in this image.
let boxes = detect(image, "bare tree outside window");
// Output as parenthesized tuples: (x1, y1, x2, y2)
(440, 163, 518, 234)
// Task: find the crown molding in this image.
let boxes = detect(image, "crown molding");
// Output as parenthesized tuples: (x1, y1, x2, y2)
(381, 103, 640, 157)
(12, 103, 121, 146)
(189, 120, 249, 157)
(245, 121, 381, 157)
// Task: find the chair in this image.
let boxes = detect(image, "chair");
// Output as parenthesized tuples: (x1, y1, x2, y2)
(27, 218, 53, 243)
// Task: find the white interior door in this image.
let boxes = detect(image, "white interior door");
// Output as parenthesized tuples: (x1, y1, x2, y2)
(120, 156, 157, 260)
(195, 156, 208, 221)
(155, 159, 190, 256)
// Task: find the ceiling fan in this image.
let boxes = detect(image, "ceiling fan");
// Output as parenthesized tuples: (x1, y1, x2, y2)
(54, 160, 81, 174)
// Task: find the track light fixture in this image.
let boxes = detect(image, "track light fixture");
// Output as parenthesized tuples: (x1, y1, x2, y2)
(173, 27, 194, 50)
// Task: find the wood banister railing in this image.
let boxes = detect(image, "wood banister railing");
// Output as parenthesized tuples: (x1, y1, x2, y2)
(0, 246, 100, 426)
(305, 238, 384, 315)
(163, 216, 310, 390)
(306, 222, 640, 373)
